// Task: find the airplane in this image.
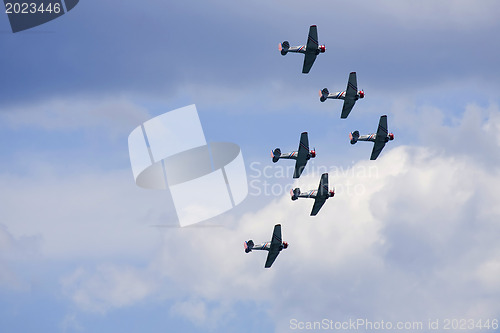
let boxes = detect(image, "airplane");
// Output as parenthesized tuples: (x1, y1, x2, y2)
(319, 72, 365, 119)
(272, 132, 316, 178)
(244, 224, 288, 268)
(291, 173, 334, 216)
(350, 115, 394, 160)
(279, 25, 325, 74)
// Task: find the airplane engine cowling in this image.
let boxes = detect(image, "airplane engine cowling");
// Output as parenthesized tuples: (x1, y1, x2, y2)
(282, 242, 289, 249)
(291, 188, 300, 200)
(319, 45, 326, 53)
(272, 148, 281, 163)
(388, 133, 394, 141)
(329, 190, 335, 197)
(310, 150, 316, 158)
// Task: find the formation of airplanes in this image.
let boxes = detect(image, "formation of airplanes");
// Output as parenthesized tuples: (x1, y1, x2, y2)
(245, 25, 395, 268)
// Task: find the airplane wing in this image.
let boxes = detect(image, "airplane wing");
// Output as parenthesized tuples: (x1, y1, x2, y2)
(341, 72, 358, 118)
(265, 224, 282, 268)
(310, 173, 328, 216)
(306, 25, 319, 51)
(317, 172, 329, 196)
(341, 99, 356, 119)
(302, 53, 317, 74)
(302, 25, 318, 73)
(293, 132, 309, 178)
(370, 141, 386, 160)
(370, 115, 388, 160)
(265, 250, 280, 268)
(310, 197, 326, 216)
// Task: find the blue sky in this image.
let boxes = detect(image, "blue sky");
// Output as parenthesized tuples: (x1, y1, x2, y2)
(1, 1, 500, 332)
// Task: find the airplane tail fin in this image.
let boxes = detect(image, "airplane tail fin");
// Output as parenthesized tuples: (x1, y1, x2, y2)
(350, 131, 360, 144)
(272, 148, 281, 163)
(244, 240, 254, 253)
(290, 188, 300, 200)
(319, 88, 329, 102)
(279, 41, 290, 55)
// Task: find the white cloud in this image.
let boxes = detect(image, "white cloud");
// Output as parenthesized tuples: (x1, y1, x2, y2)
(1, 97, 151, 136)
(0, 170, 170, 260)
(0, 224, 40, 291)
(3, 97, 499, 331)
(95, 142, 497, 330)
(367, 0, 500, 31)
(253, 144, 500, 331)
(206, 0, 500, 32)
(60, 313, 84, 332)
(476, 259, 500, 292)
(170, 299, 208, 325)
(392, 101, 500, 165)
(169, 298, 235, 329)
(61, 265, 160, 314)
(130, 129, 500, 329)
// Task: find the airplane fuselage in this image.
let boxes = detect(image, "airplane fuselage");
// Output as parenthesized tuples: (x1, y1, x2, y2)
(357, 134, 392, 143)
(279, 151, 298, 159)
(248, 241, 287, 252)
(286, 44, 325, 55)
(297, 190, 319, 199)
(327, 91, 363, 100)
(287, 45, 306, 54)
(294, 189, 333, 200)
(251, 242, 271, 251)
(274, 149, 315, 162)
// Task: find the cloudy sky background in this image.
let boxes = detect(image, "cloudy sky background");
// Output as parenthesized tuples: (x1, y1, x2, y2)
(1, 0, 500, 332)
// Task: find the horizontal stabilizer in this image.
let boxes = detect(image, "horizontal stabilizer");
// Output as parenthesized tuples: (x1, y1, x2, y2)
(244, 240, 254, 253)
(272, 148, 281, 163)
(350, 131, 359, 144)
(279, 41, 290, 55)
(320, 88, 329, 102)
